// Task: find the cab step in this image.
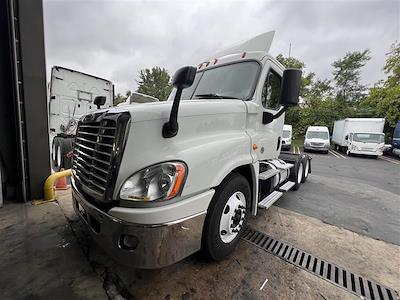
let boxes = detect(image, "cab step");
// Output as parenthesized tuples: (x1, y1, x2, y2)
(278, 181, 295, 192)
(258, 191, 283, 209)
(259, 169, 280, 180)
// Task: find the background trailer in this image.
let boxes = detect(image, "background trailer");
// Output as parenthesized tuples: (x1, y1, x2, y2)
(0, 0, 50, 203)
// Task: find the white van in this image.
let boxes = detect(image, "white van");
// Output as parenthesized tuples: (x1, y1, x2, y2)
(281, 124, 292, 151)
(304, 126, 330, 153)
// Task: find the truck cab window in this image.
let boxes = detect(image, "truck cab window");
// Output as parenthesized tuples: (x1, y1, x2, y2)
(178, 61, 260, 101)
(262, 71, 281, 110)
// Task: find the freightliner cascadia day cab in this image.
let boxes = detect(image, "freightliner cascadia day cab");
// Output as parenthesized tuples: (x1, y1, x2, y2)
(48, 66, 114, 171)
(281, 124, 293, 151)
(331, 118, 385, 157)
(71, 32, 312, 268)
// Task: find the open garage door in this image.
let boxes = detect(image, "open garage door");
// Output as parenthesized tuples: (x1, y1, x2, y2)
(0, 0, 50, 203)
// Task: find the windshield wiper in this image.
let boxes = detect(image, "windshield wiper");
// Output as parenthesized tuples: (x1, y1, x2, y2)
(194, 93, 242, 100)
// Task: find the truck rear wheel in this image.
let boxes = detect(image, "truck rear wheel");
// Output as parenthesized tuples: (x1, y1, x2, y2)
(202, 173, 250, 261)
(52, 136, 74, 171)
(301, 157, 310, 183)
(292, 162, 303, 190)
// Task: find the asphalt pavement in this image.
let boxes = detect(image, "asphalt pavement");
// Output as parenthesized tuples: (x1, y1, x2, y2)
(276, 149, 400, 245)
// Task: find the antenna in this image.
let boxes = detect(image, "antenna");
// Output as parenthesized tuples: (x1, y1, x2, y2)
(289, 43, 292, 58)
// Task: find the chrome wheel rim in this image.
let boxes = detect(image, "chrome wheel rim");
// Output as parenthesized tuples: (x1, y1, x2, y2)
(219, 191, 246, 244)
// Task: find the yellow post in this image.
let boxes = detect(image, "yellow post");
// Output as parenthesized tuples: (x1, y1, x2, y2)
(32, 169, 72, 205)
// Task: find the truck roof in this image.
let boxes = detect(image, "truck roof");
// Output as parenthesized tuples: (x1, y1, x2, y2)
(307, 126, 329, 132)
(199, 31, 285, 72)
(52, 65, 112, 84)
(283, 124, 292, 130)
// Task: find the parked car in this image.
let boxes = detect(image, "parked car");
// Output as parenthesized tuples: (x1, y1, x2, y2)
(281, 124, 292, 151)
(304, 126, 330, 153)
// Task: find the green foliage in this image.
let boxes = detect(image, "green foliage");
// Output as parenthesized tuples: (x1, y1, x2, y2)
(332, 50, 371, 104)
(113, 90, 132, 106)
(358, 42, 400, 133)
(276, 54, 315, 99)
(279, 45, 399, 139)
(136, 67, 172, 101)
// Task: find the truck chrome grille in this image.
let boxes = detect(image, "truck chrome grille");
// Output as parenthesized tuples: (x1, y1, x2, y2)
(72, 111, 130, 202)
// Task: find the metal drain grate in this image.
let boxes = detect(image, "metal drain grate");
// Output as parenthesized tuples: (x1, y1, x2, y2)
(242, 227, 398, 300)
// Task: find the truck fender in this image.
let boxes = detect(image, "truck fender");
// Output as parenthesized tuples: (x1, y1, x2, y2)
(210, 161, 259, 216)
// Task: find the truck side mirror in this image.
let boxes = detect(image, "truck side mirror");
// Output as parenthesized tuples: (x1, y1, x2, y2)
(279, 69, 302, 107)
(94, 96, 106, 109)
(345, 135, 348, 140)
(163, 66, 197, 138)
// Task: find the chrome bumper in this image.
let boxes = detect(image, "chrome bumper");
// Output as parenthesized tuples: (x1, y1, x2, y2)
(304, 145, 329, 151)
(72, 187, 206, 269)
(349, 149, 382, 156)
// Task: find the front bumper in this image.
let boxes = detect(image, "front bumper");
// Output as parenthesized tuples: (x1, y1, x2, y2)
(72, 187, 207, 269)
(349, 149, 382, 156)
(304, 145, 329, 152)
(393, 148, 400, 157)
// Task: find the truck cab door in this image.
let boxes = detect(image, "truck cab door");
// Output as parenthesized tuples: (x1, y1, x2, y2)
(250, 60, 284, 161)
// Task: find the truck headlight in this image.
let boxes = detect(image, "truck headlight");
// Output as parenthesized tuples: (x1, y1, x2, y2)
(120, 162, 187, 202)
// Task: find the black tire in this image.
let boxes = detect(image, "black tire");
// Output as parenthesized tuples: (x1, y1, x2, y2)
(52, 136, 73, 171)
(61, 138, 74, 169)
(52, 137, 61, 172)
(202, 173, 250, 261)
(301, 157, 310, 183)
(292, 161, 303, 190)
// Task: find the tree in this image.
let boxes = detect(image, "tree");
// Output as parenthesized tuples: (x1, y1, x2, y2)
(359, 42, 400, 134)
(332, 50, 371, 104)
(136, 67, 172, 101)
(113, 90, 131, 106)
(276, 54, 315, 99)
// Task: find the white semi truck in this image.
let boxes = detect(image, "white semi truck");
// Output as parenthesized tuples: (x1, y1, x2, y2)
(48, 66, 114, 170)
(332, 118, 385, 157)
(71, 32, 312, 268)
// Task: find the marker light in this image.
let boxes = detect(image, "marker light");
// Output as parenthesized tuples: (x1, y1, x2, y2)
(120, 162, 187, 202)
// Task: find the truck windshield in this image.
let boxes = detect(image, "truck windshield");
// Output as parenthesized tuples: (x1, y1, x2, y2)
(307, 131, 329, 139)
(282, 130, 291, 138)
(180, 61, 260, 100)
(353, 133, 384, 143)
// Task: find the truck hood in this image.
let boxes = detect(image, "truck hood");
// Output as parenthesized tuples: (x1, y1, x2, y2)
(104, 99, 246, 122)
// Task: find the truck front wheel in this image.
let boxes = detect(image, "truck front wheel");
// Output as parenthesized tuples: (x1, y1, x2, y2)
(202, 173, 250, 261)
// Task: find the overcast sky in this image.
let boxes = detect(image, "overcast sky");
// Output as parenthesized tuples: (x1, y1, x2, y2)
(43, 0, 399, 94)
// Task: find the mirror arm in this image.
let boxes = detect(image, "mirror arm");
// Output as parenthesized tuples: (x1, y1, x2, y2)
(163, 88, 183, 138)
(263, 106, 287, 124)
